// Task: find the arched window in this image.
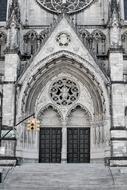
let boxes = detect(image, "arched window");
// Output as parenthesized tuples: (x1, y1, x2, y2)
(78, 29, 92, 49)
(122, 31, 127, 54)
(0, 31, 7, 57)
(23, 30, 38, 56)
(91, 30, 106, 55)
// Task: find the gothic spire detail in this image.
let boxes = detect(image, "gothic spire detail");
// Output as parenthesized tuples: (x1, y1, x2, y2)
(7, 0, 20, 28)
(109, 0, 121, 49)
(109, 0, 121, 26)
(111, 0, 119, 15)
(5, 0, 21, 52)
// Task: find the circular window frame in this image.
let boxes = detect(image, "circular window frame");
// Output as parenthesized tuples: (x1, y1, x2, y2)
(49, 77, 80, 106)
(56, 32, 71, 47)
(36, 0, 95, 14)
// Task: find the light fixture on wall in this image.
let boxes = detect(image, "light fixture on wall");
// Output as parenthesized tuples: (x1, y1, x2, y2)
(27, 118, 40, 131)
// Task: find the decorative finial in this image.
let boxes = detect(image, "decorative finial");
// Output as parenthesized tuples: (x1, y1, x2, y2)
(8, 0, 20, 26)
(61, 1, 68, 15)
(5, 0, 20, 52)
(109, 0, 121, 48)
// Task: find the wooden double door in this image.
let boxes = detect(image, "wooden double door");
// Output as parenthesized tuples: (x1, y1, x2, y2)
(39, 128, 62, 163)
(39, 127, 90, 163)
(67, 128, 90, 163)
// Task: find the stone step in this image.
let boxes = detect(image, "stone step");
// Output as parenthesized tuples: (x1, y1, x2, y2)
(0, 159, 16, 167)
(1, 163, 127, 190)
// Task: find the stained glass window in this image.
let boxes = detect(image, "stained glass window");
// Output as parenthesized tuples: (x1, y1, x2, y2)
(0, 0, 7, 21)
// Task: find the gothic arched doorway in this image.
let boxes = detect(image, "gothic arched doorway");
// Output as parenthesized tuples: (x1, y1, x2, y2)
(67, 105, 91, 163)
(38, 104, 92, 163)
(38, 105, 63, 163)
(17, 54, 110, 163)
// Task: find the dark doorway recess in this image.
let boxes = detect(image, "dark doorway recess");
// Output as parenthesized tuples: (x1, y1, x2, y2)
(67, 128, 90, 163)
(39, 128, 62, 163)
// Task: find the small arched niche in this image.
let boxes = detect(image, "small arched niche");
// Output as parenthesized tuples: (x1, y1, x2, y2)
(38, 105, 62, 127)
(67, 105, 91, 127)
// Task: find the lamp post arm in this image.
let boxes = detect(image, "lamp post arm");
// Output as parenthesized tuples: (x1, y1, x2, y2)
(15, 113, 35, 126)
(0, 113, 35, 140)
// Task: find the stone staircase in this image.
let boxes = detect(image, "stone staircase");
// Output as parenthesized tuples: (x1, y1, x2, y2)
(0, 163, 127, 190)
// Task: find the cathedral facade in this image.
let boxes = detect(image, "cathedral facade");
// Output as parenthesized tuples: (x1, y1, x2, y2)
(0, 0, 127, 166)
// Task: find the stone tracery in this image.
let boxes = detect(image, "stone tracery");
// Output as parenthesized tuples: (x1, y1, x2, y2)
(50, 78, 79, 106)
(36, 0, 94, 14)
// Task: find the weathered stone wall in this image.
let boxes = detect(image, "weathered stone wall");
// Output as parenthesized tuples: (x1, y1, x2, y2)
(1, 0, 127, 164)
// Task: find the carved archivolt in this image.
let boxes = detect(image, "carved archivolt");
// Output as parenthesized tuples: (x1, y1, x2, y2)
(17, 50, 109, 122)
(20, 56, 107, 116)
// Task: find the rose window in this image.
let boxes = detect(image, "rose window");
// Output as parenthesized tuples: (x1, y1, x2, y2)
(36, 0, 94, 14)
(50, 78, 79, 106)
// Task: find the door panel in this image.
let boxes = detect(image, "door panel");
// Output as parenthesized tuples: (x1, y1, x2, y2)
(39, 128, 62, 163)
(67, 128, 90, 163)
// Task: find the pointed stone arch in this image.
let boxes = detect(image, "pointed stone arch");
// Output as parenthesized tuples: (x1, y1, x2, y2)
(16, 51, 111, 161)
(78, 29, 92, 49)
(37, 104, 63, 127)
(17, 52, 109, 120)
(91, 30, 106, 55)
(23, 30, 39, 56)
(66, 103, 92, 124)
(20, 58, 106, 117)
(37, 103, 63, 121)
(17, 51, 110, 129)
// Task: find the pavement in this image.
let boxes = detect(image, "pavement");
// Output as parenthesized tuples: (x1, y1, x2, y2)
(0, 163, 127, 190)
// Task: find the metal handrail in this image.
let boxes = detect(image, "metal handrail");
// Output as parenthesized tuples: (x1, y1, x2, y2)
(2, 161, 16, 183)
(107, 165, 115, 186)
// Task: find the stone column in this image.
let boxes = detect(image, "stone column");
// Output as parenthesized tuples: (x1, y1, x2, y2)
(109, 49, 127, 166)
(2, 52, 19, 127)
(2, 0, 20, 127)
(61, 122, 67, 163)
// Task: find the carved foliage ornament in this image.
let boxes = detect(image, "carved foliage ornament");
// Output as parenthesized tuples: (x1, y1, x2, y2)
(36, 0, 94, 14)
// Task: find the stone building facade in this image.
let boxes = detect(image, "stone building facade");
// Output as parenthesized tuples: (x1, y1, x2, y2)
(0, 0, 127, 165)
